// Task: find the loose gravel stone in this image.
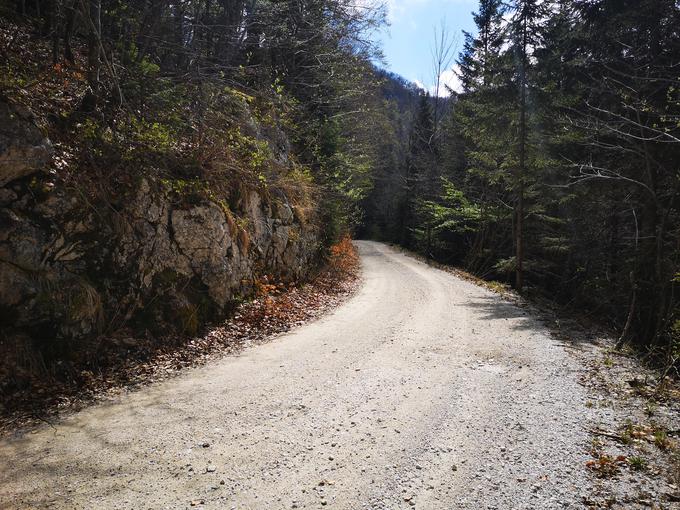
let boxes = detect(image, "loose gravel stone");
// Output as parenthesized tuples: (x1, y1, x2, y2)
(0, 242, 676, 510)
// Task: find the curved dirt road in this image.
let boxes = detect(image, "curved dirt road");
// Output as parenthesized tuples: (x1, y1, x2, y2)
(0, 241, 593, 509)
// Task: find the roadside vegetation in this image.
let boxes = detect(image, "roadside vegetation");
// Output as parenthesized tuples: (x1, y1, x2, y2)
(0, 0, 385, 422)
(1, 0, 679, 494)
(363, 0, 680, 372)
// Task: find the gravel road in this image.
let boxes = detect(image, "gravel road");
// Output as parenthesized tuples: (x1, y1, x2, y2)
(1, 241, 597, 509)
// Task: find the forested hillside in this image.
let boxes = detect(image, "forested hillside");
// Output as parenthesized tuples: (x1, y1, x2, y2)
(367, 0, 680, 361)
(0, 0, 392, 243)
(1, 0, 679, 395)
(2, 1, 680, 505)
(0, 0, 403, 392)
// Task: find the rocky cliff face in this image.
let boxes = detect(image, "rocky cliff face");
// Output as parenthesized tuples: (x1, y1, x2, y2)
(0, 98, 320, 348)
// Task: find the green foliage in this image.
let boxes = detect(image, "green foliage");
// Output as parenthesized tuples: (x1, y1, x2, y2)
(126, 117, 175, 152)
(366, 0, 680, 355)
(628, 456, 647, 471)
(226, 127, 273, 175)
(414, 179, 482, 252)
(669, 318, 680, 359)
(160, 178, 208, 204)
(654, 429, 670, 450)
(9, 0, 678, 360)
(0, 61, 30, 91)
(493, 257, 517, 276)
(75, 112, 180, 173)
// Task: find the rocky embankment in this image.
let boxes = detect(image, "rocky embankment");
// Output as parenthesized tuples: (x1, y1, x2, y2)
(0, 96, 320, 369)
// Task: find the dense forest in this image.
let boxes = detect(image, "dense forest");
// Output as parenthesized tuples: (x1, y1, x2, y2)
(0, 0, 404, 388)
(367, 0, 680, 361)
(0, 0, 394, 239)
(2, 2, 680, 505)
(0, 0, 678, 369)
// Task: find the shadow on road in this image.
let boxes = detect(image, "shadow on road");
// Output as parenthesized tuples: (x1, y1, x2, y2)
(459, 294, 604, 349)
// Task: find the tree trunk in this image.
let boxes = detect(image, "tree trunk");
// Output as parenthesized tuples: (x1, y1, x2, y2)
(63, 0, 75, 62)
(50, 0, 60, 64)
(616, 271, 637, 349)
(86, 0, 101, 94)
(515, 11, 527, 292)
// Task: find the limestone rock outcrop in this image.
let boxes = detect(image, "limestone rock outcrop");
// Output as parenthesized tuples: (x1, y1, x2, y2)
(0, 99, 52, 187)
(0, 99, 320, 343)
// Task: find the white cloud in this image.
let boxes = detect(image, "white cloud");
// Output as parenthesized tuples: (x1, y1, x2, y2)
(382, 0, 473, 22)
(383, 0, 429, 23)
(413, 65, 462, 97)
(435, 66, 462, 96)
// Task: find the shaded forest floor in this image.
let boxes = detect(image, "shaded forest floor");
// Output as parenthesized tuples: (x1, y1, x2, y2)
(0, 243, 361, 436)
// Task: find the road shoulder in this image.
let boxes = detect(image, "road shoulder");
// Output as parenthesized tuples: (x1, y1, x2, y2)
(0, 246, 362, 436)
(393, 243, 680, 508)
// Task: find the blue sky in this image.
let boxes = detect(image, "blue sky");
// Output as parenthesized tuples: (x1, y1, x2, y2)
(373, 0, 478, 95)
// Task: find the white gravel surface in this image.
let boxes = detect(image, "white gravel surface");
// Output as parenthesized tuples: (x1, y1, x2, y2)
(0, 241, 630, 509)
